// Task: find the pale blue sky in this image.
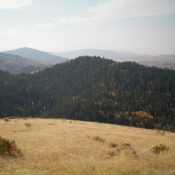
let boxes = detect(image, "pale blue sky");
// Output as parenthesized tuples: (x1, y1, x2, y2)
(0, 0, 175, 54)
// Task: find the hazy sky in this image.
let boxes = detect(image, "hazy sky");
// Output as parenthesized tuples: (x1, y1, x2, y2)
(0, 0, 175, 54)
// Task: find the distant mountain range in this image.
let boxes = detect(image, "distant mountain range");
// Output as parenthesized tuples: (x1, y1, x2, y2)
(136, 55, 175, 69)
(0, 48, 174, 74)
(55, 49, 175, 69)
(54, 49, 138, 61)
(0, 53, 49, 74)
(3, 47, 68, 64)
(0, 47, 69, 74)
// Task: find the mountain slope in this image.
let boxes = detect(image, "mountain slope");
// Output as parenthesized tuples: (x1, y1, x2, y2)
(3, 47, 68, 64)
(0, 53, 49, 74)
(0, 56, 174, 130)
(1, 118, 175, 175)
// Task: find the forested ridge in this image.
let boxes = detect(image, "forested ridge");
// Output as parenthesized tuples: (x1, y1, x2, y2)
(0, 56, 175, 131)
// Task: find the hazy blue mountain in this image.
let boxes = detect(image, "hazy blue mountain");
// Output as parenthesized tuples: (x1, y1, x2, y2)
(135, 55, 175, 62)
(137, 60, 175, 69)
(3, 47, 68, 64)
(54, 49, 175, 69)
(135, 55, 175, 69)
(54, 49, 138, 62)
(0, 53, 49, 74)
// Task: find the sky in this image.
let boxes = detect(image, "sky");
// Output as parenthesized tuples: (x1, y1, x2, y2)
(0, 0, 175, 54)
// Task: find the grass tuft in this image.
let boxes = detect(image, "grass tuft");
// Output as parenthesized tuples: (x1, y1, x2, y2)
(156, 129, 165, 136)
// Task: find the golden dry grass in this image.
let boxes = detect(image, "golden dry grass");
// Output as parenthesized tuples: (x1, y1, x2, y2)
(0, 118, 175, 175)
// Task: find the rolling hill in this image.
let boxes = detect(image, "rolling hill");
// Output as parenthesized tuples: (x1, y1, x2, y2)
(0, 118, 174, 175)
(0, 56, 174, 131)
(3, 47, 68, 65)
(0, 53, 49, 74)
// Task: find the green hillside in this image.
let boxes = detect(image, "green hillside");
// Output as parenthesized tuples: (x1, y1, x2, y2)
(0, 56, 175, 131)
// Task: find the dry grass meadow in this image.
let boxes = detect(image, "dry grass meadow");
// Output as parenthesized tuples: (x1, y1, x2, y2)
(0, 118, 175, 175)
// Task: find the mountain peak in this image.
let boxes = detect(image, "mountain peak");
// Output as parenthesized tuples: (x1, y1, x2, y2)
(2, 47, 68, 65)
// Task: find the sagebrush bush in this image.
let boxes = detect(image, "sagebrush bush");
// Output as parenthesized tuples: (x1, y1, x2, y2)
(117, 143, 138, 159)
(0, 137, 22, 157)
(151, 144, 169, 154)
(108, 150, 116, 157)
(93, 136, 105, 143)
(109, 142, 118, 148)
(24, 123, 32, 127)
(121, 143, 131, 149)
(4, 118, 9, 122)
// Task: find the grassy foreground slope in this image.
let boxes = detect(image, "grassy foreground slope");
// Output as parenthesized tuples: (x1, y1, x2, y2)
(0, 118, 175, 175)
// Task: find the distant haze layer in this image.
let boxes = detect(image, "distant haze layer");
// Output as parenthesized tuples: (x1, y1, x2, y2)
(0, 0, 175, 54)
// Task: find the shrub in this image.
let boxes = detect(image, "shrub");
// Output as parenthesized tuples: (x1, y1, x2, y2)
(24, 123, 32, 127)
(0, 137, 22, 157)
(151, 144, 169, 154)
(121, 143, 131, 149)
(109, 143, 118, 148)
(117, 143, 131, 153)
(93, 136, 105, 143)
(120, 148, 138, 159)
(4, 118, 9, 122)
(48, 123, 56, 126)
(117, 143, 138, 159)
(107, 150, 116, 157)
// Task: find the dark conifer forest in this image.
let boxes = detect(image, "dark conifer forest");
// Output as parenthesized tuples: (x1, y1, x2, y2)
(0, 56, 175, 131)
